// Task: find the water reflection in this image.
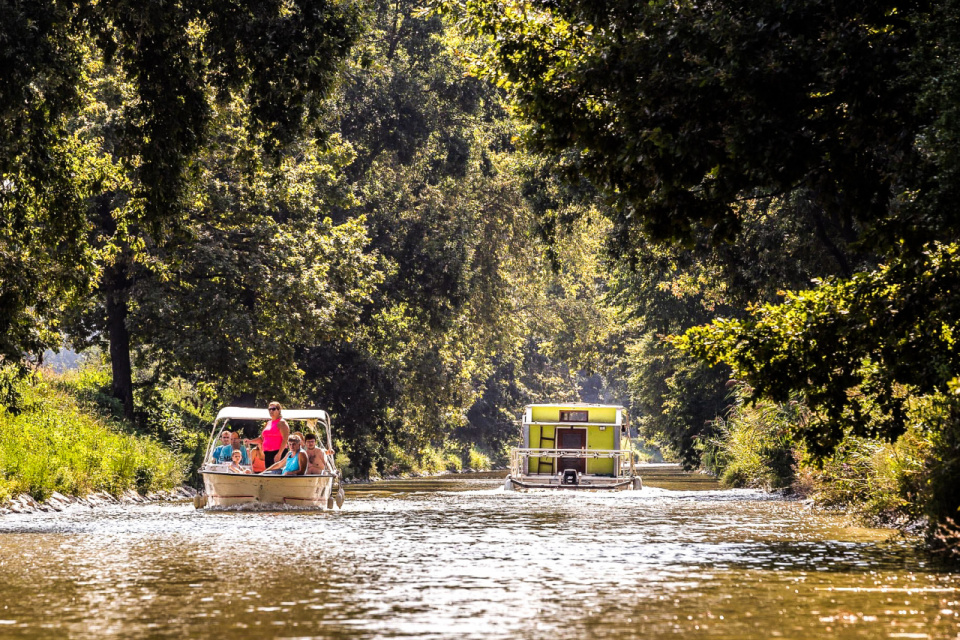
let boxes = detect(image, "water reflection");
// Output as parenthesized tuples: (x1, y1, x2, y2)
(0, 466, 957, 639)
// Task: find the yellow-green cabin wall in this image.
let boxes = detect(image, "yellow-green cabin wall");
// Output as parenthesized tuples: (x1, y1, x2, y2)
(528, 424, 556, 474)
(586, 426, 615, 475)
(529, 406, 618, 424)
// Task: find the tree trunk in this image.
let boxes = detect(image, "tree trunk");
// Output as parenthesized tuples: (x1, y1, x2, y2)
(104, 260, 135, 422)
(96, 193, 135, 422)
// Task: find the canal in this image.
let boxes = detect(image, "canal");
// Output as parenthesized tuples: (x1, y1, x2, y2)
(0, 465, 957, 639)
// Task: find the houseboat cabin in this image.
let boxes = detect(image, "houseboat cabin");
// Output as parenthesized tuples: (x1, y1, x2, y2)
(504, 403, 642, 491)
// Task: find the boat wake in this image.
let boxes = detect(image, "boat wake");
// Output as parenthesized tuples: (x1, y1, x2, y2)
(203, 502, 329, 513)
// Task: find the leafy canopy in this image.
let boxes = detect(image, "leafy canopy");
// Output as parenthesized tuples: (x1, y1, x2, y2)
(675, 243, 960, 456)
(446, 0, 932, 246)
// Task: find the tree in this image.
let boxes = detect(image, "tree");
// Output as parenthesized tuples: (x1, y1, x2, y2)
(676, 243, 960, 456)
(448, 0, 960, 461)
(447, 0, 939, 247)
(2, 0, 364, 417)
(1, 0, 92, 373)
(675, 242, 960, 521)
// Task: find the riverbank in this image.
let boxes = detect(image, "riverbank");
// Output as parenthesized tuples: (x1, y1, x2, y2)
(0, 485, 199, 515)
(0, 369, 186, 504)
(345, 467, 507, 484)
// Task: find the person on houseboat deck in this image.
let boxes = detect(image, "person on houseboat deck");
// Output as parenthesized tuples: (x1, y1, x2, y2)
(227, 449, 252, 474)
(212, 430, 235, 463)
(244, 402, 289, 468)
(304, 433, 327, 474)
(262, 435, 307, 476)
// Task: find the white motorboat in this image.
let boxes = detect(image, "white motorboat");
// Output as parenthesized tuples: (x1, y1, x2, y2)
(197, 407, 345, 509)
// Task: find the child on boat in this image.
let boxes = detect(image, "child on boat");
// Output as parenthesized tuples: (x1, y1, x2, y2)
(227, 449, 251, 474)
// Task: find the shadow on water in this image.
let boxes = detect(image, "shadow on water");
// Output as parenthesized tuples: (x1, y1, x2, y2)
(0, 464, 957, 639)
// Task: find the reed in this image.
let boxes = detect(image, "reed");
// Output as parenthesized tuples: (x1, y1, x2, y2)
(701, 389, 804, 490)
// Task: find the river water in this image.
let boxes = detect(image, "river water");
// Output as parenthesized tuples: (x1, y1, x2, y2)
(0, 465, 957, 639)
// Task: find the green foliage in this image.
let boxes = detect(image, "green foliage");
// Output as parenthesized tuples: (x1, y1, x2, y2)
(3, 0, 365, 418)
(0, 365, 24, 413)
(417, 445, 447, 475)
(382, 442, 417, 477)
(436, 0, 960, 255)
(51, 356, 219, 486)
(923, 398, 960, 527)
(677, 243, 960, 457)
(813, 427, 930, 526)
(0, 1, 93, 368)
(467, 446, 493, 471)
(702, 387, 805, 490)
(296, 0, 629, 474)
(444, 453, 464, 473)
(0, 372, 185, 503)
(448, 0, 960, 522)
(628, 335, 729, 468)
(54, 356, 124, 420)
(334, 448, 356, 480)
(447, 0, 934, 247)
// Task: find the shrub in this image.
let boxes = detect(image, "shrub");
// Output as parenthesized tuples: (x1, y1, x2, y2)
(467, 446, 492, 470)
(417, 445, 446, 475)
(704, 387, 804, 490)
(444, 453, 463, 472)
(335, 451, 355, 479)
(814, 424, 931, 525)
(382, 442, 416, 476)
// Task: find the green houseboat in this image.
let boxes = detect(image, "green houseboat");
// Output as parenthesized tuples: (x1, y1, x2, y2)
(504, 403, 642, 491)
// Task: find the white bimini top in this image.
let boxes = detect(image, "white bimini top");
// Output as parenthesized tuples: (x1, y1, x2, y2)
(214, 406, 330, 423)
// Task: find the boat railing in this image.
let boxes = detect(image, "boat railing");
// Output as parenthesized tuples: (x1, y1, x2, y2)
(509, 448, 637, 478)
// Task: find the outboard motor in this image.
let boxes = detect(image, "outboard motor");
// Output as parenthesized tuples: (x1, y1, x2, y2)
(560, 469, 580, 486)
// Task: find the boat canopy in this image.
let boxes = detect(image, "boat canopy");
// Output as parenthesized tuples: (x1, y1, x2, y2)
(215, 406, 330, 423)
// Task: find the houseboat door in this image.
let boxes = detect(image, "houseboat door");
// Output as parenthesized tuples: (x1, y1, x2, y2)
(556, 428, 586, 473)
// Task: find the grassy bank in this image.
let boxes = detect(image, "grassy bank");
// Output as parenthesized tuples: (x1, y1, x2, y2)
(367, 442, 497, 478)
(701, 384, 960, 558)
(0, 369, 186, 503)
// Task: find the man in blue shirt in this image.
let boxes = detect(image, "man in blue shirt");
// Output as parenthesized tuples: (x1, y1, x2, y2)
(212, 430, 234, 463)
(229, 432, 251, 465)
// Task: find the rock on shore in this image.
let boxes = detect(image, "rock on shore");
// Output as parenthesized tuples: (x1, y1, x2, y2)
(0, 486, 199, 515)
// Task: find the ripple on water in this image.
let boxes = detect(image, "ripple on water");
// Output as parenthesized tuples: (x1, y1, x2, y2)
(0, 474, 957, 639)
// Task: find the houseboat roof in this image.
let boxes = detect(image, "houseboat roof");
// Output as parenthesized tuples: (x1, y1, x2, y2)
(215, 406, 330, 422)
(524, 403, 626, 410)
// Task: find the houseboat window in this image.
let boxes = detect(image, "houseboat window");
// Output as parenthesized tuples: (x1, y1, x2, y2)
(559, 410, 589, 422)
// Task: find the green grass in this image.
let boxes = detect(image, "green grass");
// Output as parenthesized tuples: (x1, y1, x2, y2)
(812, 425, 930, 525)
(0, 370, 186, 503)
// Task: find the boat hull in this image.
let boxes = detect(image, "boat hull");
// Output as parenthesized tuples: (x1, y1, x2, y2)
(504, 474, 641, 491)
(201, 471, 335, 508)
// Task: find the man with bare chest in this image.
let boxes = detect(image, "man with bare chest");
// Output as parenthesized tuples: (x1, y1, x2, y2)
(304, 433, 326, 474)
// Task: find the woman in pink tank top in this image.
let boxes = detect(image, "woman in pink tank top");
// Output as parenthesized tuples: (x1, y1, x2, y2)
(244, 402, 290, 470)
